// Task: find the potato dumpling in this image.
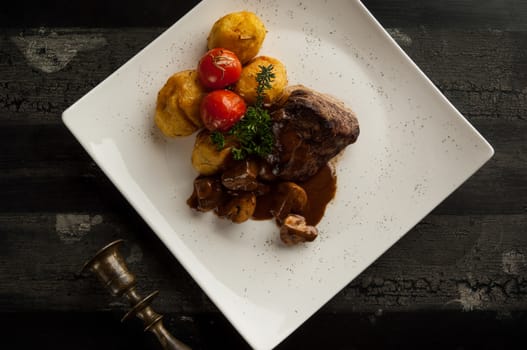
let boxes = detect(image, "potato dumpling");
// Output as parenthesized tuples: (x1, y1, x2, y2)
(155, 70, 205, 137)
(207, 11, 266, 64)
(234, 56, 288, 105)
(191, 129, 233, 175)
(175, 70, 206, 128)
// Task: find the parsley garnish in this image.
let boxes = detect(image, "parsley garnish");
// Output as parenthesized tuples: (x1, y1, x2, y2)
(211, 64, 276, 160)
(210, 131, 225, 150)
(229, 104, 274, 160)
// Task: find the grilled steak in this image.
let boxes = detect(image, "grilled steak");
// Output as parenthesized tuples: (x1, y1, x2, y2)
(267, 86, 359, 181)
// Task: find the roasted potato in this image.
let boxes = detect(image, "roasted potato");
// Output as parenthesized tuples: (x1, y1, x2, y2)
(155, 70, 205, 137)
(207, 11, 266, 64)
(234, 56, 287, 105)
(175, 70, 206, 127)
(191, 129, 233, 175)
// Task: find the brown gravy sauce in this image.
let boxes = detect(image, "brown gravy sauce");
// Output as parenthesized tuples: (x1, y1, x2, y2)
(252, 164, 336, 225)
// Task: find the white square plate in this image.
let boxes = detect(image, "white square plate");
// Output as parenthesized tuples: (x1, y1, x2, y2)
(63, 0, 494, 349)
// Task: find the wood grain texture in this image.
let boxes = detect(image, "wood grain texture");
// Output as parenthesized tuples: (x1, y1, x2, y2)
(1, 29, 525, 215)
(0, 1, 202, 27)
(1, 213, 526, 312)
(1, 0, 526, 348)
(364, 0, 527, 30)
(1, 311, 526, 350)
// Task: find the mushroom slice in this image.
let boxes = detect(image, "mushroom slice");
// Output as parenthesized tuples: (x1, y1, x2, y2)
(216, 192, 257, 223)
(257, 160, 277, 182)
(193, 177, 223, 211)
(221, 158, 260, 191)
(273, 182, 308, 223)
(280, 214, 318, 245)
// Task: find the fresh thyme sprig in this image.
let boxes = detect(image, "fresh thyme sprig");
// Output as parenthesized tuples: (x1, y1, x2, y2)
(211, 64, 275, 160)
(255, 64, 275, 107)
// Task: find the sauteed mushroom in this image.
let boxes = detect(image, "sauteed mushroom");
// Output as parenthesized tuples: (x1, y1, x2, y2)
(273, 182, 308, 223)
(221, 159, 260, 191)
(192, 177, 224, 211)
(280, 214, 318, 245)
(216, 192, 257, 223)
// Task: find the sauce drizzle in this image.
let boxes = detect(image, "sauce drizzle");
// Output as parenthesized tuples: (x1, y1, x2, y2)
(252, 164, 336, 225)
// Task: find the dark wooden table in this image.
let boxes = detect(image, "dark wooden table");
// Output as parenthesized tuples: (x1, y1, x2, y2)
(1, 1, 526, 349)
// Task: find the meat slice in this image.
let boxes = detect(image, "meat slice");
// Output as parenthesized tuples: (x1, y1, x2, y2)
(267, 85, 359, 181)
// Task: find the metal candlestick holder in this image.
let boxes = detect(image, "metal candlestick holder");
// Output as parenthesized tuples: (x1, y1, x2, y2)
(82, 239, 191, 350)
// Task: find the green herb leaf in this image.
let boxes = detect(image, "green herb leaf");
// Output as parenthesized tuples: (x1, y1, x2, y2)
(255, 64, 275, 107)
(228, 105, 274, 159)
(211, 65, 276, 160)
(231, 147, 245, 160)
(210, 131, 225, 150)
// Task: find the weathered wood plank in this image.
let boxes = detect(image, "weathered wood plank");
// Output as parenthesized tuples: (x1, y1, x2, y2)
(0, 29, 525, 215)
(0, 0, 201, 27)
(400, 30, 527, 122)
(364, 0, 527, 31)
(0, 29, 162, 124)
(0, 310, 525, 350)
(1, 213, 525, 313)
(2, 0, 527, 30)
(1, 28, 527, 123)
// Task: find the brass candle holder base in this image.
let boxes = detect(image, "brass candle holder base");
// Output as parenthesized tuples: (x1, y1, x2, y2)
(82, 239, 191, 350)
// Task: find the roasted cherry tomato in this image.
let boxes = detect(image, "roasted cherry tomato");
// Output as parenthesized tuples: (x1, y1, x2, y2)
(200, 90, 246, 132)
(198, 48, 242, 89)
